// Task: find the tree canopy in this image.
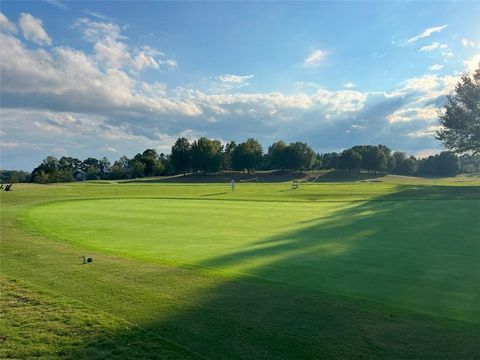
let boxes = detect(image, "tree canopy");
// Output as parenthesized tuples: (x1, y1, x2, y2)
(437, 64, 480, 154)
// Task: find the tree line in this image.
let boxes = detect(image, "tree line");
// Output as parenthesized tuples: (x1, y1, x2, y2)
(2, 140, 474, 184)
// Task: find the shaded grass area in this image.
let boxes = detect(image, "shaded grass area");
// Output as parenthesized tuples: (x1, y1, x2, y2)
(1, 180, 480, 358)
(0, 277, 199, 359)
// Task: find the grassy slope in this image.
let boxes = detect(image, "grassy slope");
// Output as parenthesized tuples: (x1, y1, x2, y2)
(1, 178, 480, 358)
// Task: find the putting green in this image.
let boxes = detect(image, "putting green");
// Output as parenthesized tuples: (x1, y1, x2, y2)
(26, 197, 479, 323)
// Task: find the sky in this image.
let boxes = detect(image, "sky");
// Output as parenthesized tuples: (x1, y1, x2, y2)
(0, 1, 479, 170)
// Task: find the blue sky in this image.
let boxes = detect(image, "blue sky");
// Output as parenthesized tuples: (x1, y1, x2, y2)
(1, 1, 479, 170)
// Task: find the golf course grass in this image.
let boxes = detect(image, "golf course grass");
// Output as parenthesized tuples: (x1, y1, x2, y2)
(1, 175, 479, 358)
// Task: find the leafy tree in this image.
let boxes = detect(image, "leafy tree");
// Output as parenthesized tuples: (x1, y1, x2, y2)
(392, 152, 407, 173)
(417, 156, 437, 176)
(396, 157, 417, 176)
(436, 64, 480, 154)
(320, 152, 340, 169)
(284, 142, 316, 172)
(85, 165, 99, 180)
(171, 138, 191, 175)
(140, 149, 159, 176)
(266, 140, 288, 170)
(99, 157, 111, 178)
(231, 138, 263, 172)
(191, 137, 223, 174)
(130, 160, 146, 178)
(0, 170, 30, 183)
(436, 151, 459, 176)
(222, 141, 237, 170)
(338, 149, 362, 171)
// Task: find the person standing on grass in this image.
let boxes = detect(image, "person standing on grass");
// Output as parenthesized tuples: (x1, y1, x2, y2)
(230, 179, 235, 192)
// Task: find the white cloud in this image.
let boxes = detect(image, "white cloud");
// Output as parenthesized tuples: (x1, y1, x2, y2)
(344, 82, 355, 89)
(419, 42, 447, 52)
(407, 125, 442, 138)
(0, 12, 17, 33)
(407, 25, 448, 43)
(461, 38, 475, 48)
(19, 13, 52, 45)
(304, 48, 327, 67)
(463, 54, 480, 73)
(0, 14, 467, 170)
(429, 64, 444, 71)
(388, 107, 438, 123)
(75, 18, 175, 72)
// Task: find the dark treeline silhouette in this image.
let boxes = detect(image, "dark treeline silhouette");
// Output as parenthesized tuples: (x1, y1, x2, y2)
(21, 138, 480, 183)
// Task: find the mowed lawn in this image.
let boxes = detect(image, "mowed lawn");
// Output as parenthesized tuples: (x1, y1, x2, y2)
(26, 196, 479, 322)
(1, 177, 480, 358)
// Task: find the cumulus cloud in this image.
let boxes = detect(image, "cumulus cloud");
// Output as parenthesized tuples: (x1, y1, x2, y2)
(419, 42, 447, 52)
(74, 18, 176, 72)
(304, 48, 327, 67)
(407, 25, 448, 43)
(463, 54, 480, 73)
(0, 12, 17, 33)
(19, 13, 52, 45)
(344, 82, 355, 89)
(0, 32, 200, 118)
(0, 15, 470, 170)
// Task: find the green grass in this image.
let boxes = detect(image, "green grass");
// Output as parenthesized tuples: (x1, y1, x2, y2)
(1, 177, 479, 358)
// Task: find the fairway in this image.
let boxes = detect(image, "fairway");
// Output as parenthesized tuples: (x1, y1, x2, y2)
(2, 179, 480, 358)
(26, 195, 479, 323)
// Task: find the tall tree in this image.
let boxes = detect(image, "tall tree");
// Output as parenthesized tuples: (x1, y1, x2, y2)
(171, 137, 191, 175)
(191, 137, 223, 174)
(284, 142, 316, 172)
(231, 138, 263, 172)
(338, 149, 362, 171)
(266, 140, 288, 170)
(436, 64, 480, 154)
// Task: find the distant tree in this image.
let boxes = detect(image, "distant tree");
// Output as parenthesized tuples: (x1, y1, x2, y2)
(459, 154, 480, 173)
(283, 142, 316, 172)
(191, 137, 223, 174)
(351, 145, 387, 172)
(320, 152, 340, 169)
(266, 140, 288, 170)
(171, 137, 191, 175)
(221, 141, 237, 170)
(436, 64, 480, 154)
(0, 170, 30, 183)
(140, 149, 159, 177)
(392, 152, 407, 174)
(338, 149, 362, 171)
(85, 165, 98, 180)
(82, 157, 100, 173)
(98, 157, 111, 178)
(231, 138, 263, 172)
(417, 156, 437, 176)
(396, 157, 418, 176)
(109, 163, 125, 180)
(58, 156, 81, 172)
(435, 151, 459, 176)
(312, 153, 323, 170)
(130, 160, 146, 178)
